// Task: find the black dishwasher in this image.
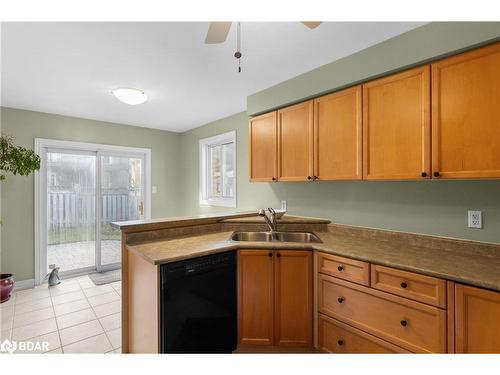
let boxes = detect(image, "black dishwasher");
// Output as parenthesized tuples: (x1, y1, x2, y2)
(160, 251, 237, 353)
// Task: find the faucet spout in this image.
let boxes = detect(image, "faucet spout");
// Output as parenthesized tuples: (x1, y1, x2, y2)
(258, 208, 278, 232)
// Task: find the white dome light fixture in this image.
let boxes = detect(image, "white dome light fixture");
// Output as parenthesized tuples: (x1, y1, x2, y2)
(112, 87, 148, 105)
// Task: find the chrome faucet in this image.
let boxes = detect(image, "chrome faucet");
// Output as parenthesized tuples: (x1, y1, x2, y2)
(258, 208, 278, 232)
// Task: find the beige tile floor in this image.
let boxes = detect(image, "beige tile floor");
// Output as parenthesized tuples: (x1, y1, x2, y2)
(0, 275, 121, 354)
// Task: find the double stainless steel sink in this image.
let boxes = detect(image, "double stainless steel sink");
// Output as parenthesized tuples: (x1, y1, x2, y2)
(229, 231, 322, 243)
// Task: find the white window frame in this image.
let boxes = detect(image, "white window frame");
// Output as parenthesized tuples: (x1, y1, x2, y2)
(199, 130, 236, 208)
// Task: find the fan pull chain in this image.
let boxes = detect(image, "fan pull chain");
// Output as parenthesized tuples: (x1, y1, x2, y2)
(234, 22, 242, 73)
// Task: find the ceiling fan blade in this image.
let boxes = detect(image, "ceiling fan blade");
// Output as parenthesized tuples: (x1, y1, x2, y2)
(301, 21, 322, 29)
(205, 22, 232, 44)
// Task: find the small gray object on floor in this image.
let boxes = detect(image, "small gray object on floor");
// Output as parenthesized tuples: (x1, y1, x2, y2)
(88, 269, 121, 286)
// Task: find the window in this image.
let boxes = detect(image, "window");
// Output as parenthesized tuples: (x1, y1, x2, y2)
(200, 131, 236, 207)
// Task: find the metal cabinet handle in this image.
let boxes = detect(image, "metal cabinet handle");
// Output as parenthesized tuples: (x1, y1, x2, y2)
(337, 297, 345, 304)
(268, 252, 273, 257)
(400, 319, 408, 327)
(337, 339, 344, 346)
(337, 265, 344, 271)
(400, 281, 408, 289)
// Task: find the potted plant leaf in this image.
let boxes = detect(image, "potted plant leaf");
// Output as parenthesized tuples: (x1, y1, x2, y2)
(0, 134, 41, 302)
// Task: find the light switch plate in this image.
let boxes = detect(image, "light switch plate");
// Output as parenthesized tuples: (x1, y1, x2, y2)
(281, 200, 287, 211)
(468, 210, 482, 229)
(152, 186, 158, 194)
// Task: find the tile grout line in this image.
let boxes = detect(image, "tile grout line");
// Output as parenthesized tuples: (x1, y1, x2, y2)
(61, 279, 119, 353)
(84, 284, 118, 352)
(49, 285, 64, 354)
(10, 277, 120, 353)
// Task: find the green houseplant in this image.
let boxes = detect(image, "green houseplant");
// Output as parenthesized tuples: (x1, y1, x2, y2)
(0, 134, 41, 181)
(0, 134, 41, 302)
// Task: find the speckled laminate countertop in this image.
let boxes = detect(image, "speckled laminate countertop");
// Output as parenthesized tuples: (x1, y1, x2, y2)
(126, 229, 500, 292)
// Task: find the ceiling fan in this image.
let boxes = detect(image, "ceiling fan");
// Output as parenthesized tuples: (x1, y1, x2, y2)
(205, 21, 322, 72)
(204, 21, 322, 44)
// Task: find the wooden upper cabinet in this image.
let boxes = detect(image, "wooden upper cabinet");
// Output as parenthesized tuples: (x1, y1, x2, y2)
(363, 66, 431, 180)
(432, 42, 500, 179)
(455, 284, 500, 353)
(249, 111, 278, 182)
(274, 250, 313, 347)
(314, 86, 362, 180)
(278, 101, 314, 181)
(237, 250, 274, 346)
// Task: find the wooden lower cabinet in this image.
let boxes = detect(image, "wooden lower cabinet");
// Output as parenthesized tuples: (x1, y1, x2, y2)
(275, 250, 313, 347)
(318, 314, 409, 353)
(455, 283, 500, 353)
(237, 250, 275, 345)
(238, 249, 313, 347)
(317, 272, 447, 353)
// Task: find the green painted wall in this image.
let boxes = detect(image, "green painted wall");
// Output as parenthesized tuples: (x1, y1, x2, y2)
(180, 111, 500, 244)
(247, 22, 500, 115)
(181, 22, 500, 244)
(0, 107, 182, 280)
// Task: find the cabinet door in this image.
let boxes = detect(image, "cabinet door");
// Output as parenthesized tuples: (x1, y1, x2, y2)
(314, 86, 362, 180)
(318, 314, 410, 353)
(278, 101, 314, 181)
(274, 250, 313, 347)
(432, 43, 500, 179)
(455, 284, 500, 353)
(363, 66, 431, 180)
(249, 112, 278, 182)
(237, 250, 275, 345)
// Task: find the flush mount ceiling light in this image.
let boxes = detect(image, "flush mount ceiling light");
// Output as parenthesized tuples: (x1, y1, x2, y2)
(112, 87, 147, 105)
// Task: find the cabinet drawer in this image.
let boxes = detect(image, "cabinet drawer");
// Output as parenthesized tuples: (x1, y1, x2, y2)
(317, 274, 446, 353)
(316, 252, 370, 286)
(371, 265, 447, 308)
(317, 314, 410, 353)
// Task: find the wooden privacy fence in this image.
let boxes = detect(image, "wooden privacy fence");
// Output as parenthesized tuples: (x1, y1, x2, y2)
(48, 191, 140, 230)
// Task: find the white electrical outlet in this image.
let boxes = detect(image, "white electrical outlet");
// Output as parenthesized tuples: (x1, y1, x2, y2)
(152, 186, 158, 194)
(281, 200, 287, 211)
(468, 210, 482, 229)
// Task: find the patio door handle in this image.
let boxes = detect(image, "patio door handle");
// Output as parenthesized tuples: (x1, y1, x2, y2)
(139, 201, 144, 216)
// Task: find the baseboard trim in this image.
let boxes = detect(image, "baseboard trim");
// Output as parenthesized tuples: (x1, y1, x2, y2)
(13, 278, 35, 291)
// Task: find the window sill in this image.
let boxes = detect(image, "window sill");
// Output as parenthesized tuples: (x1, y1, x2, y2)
(200, 198, 236, 208)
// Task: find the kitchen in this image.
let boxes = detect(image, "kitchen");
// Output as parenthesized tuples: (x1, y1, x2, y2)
(1, 2, 499, 374)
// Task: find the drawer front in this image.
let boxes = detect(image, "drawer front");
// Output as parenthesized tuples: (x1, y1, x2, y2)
(318, 274, 446, 353)
(318, 314, 410, 353)
(316, 252, 370, 286)
(371, 265, 447, 308)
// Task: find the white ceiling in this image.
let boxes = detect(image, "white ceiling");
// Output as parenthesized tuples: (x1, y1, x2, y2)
(1, 22, 425, 132)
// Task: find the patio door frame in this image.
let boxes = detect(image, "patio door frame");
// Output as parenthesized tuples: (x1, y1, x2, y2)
(34, 138, 151, 285)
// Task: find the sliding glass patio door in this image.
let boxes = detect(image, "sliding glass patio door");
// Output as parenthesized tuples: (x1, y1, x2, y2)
(46, 150, 98, 275)
(37, 139, 150, 282)
(97, 153, 144, 272)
